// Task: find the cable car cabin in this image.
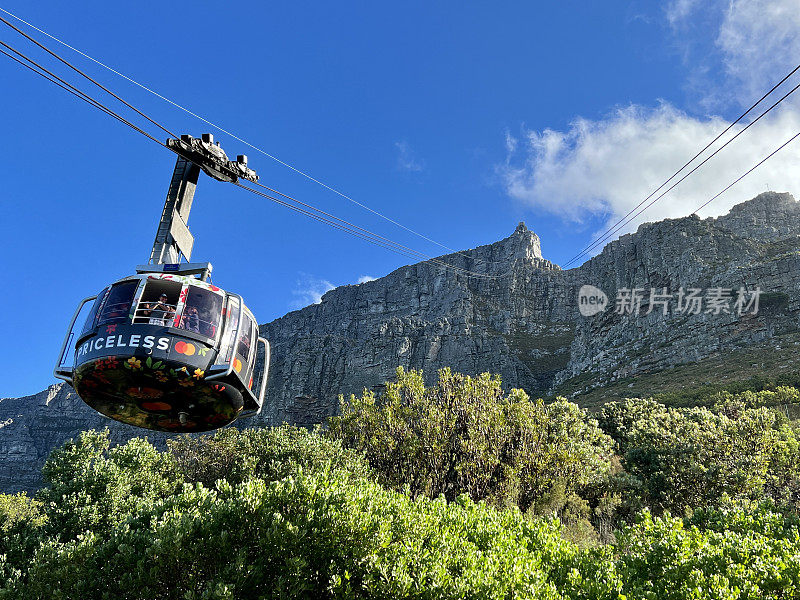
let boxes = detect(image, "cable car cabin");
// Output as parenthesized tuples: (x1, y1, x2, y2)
(53, 134, 268, 432)
(54, 273, 270, 432)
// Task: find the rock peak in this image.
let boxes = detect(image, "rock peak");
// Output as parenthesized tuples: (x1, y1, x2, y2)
(715, 192, 800, 241)
(506, 221, 542, 260)
(439, 221, 546, 275)
(728, 191, 797, 214)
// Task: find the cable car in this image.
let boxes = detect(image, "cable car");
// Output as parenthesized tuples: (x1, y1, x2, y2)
(54, 134, 271, 432)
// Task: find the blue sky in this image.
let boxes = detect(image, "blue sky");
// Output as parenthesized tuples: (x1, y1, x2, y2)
(2, 0, 800, 397)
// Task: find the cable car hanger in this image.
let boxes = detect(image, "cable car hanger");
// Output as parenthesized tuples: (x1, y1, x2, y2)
(143, 133, 257, 277)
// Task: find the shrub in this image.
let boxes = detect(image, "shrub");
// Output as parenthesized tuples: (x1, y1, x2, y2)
(37, 430, 177, 543)
(616, 504, 800, 599)
(6, 417, 800, 599)
(327, 367, 615, 514)
(598, 398, 800, 514)
(167, 424, 372, 488)
(712, 386, 800, 419)
(0, 494, 45, 533)
(8, 471, 621, 600)
(0, 494, 46, 590)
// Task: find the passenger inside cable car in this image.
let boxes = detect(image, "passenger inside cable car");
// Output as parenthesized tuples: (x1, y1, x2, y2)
(134, 279, 180, 325)
(182, 285, 222, 338)
(181, 305, 200, 332)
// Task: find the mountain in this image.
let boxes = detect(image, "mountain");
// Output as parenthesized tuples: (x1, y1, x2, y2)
(3, 191, 800, 492)
(259, 191, 800, 423)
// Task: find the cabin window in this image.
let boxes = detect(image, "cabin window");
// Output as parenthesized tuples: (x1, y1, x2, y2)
(250, 338, 268, 393)
(96, 281, 138, 327)
(134, 279, 182, 326)
(238, 318, 258, 389)
(236, 311, 255, 372)
(217, 296, 240, 364)
(179, 287, 222, 339)
(246, 321, 259, 390)
(232, 312, 257, 386)
(81, 287, 109, 334)
(236, 312, 254, 363)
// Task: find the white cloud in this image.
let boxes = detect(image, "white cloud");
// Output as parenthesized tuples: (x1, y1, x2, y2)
(395, 141, 425, 172)
(665, 0, 702, 27)
(290, 274, 335, 309)
(501, 1, 800, 247)
(357, 275, 376, 284)
(666, 0, 800, 108)
(717, 0, 800, 103)
(503, 106, 800, 235)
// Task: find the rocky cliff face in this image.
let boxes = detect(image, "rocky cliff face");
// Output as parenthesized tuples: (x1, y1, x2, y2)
(3, 192, 800, 492)
(564, 194, 800, 388)
(259, 192, 800, 426)
(258, 223, 570, 426)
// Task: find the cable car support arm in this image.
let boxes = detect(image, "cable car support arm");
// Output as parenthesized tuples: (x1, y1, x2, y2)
(140, 133, 258, 279)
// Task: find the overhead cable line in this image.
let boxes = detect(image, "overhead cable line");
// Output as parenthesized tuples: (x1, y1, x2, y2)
(692, 130, 800, 215)
(237, 182, 512, 278)
(245, 180, 516, 279)
(0, 40, 165, 147)
(0, 35, 511, 280)
(0, 5, 484, 263)
(563, 78, 800, 266)
(236, 182, 426, 261)
(563, 61, 800, 267)
(248, 181, 437, 260)
(0, 13, 177, 140)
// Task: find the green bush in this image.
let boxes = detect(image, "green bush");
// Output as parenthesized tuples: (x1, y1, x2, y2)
(7, 470, 623, 600)
(0, 494, 46, 590)
(712, 386, 800, 418)
(6, 409, 800, 599)
(616, 504, 800, 599)
(10, 370, 800, 598)
(598, 398, 800, 514)
(327, 367, 614, 513)
(0, 494, 45, 533)
(37, 431, 177, 543)
(167, 424, 372, 488)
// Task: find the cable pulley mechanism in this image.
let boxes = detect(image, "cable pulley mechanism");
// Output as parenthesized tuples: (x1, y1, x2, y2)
(166, 133, 258, 184)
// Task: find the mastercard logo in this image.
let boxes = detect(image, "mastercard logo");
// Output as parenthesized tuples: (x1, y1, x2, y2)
(174, 341, 196, 356)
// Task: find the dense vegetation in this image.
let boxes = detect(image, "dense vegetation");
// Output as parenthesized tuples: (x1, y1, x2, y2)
(4, 368, 800, 598)
(327, 368, 613, 517)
